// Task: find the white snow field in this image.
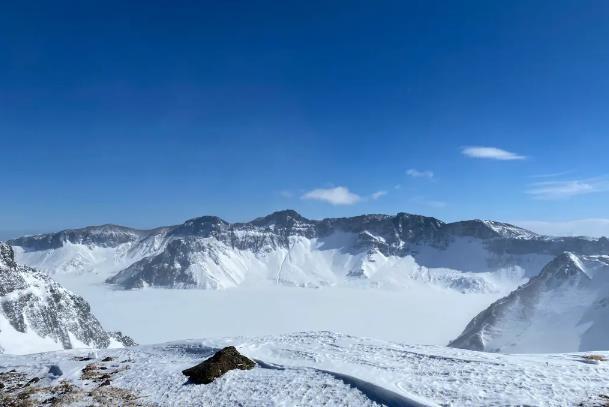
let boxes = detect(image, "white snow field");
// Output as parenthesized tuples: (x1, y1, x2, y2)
(1, 331, 608, 406)
(52, 272, 504, 346)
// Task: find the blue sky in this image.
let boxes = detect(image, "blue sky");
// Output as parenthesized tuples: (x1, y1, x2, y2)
(1, 1, 609, 236)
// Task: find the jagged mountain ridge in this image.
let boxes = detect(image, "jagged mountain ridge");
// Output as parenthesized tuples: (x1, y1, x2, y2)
(9, 210, 609, 290)
(0, 243, 134, 354)
(449, 252, 609, 353)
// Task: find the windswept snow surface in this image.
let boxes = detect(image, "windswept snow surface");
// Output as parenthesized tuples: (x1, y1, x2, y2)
(1, 332, 608, 406)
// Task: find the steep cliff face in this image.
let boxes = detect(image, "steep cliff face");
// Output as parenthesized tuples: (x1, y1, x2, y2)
(10, 210, 609, 290)
(0, 243, 134, 354)
(449, 252, 609, 353)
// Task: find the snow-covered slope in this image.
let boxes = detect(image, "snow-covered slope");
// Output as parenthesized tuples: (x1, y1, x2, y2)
(10, 224, 169, 276)
(0, 243, 133, 354)
(10, 210, 609, 291)
(449, 252, 609, 353)
(1, 331, 609, 406)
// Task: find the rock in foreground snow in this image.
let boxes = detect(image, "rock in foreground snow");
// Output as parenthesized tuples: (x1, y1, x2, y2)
(183, 346, 255, 384)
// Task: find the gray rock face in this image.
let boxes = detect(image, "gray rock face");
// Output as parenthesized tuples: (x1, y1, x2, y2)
(9, 224, 150, 251)
(10, 210, 609, 290)
(0, 243, 134, 354)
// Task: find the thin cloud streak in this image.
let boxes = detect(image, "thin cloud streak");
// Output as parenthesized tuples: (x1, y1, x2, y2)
(371, 190, 388, 200)
(406, 169, 434, 179)
(406, 168, 434, 179)
(526, 177, 609, 200)
(529, 170, 574, 179)
(462, 146, 525, 160)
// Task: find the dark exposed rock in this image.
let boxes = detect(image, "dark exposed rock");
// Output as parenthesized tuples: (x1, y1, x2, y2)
(182, 346, 255, 384)
(0, 244, 17, 269)
(48, 365, 63, 377)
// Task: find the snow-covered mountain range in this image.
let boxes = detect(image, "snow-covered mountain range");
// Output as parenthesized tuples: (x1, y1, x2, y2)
(9, 210, 609, 292)
(9, 210, 609, 354)
(0, 243, 133, 354)
(450, 252, 609, 353)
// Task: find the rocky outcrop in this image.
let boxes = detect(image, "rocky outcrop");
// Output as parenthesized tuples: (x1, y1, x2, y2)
(0, 242, 134, 354)
(182, 346, 256, 384)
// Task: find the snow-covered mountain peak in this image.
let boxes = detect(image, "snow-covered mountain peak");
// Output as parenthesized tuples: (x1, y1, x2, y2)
(537, 252, 589, 282)
(443, 219, 536, 240)
(249, 209, 312, 227)
(171, 216, 229, 237)
(480, 220, 540, 239)
(449, 252, 609, 352)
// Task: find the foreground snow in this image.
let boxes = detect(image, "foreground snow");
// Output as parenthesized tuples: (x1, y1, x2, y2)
(1, 332, 608, 406)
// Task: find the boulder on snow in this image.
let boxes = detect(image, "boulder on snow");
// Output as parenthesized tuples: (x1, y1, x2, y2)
(182, 346, 255, 384)
(48, 365, 63, 377)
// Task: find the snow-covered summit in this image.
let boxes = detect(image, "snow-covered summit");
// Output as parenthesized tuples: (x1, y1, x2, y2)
(249, 209, 312, 228)
(449, 252, 609, 353)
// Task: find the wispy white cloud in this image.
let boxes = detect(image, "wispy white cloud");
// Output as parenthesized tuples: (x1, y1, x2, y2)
(279, 190, 294, 198)
(302, 186, 361, 205)
(371, 190, 387, 200)
(526, 178, 609, 200)
(462, 146, 525, 160)
(514, 219, 609, 238)
(406, 169, 434, 179)
(529, 170, 574, 179)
